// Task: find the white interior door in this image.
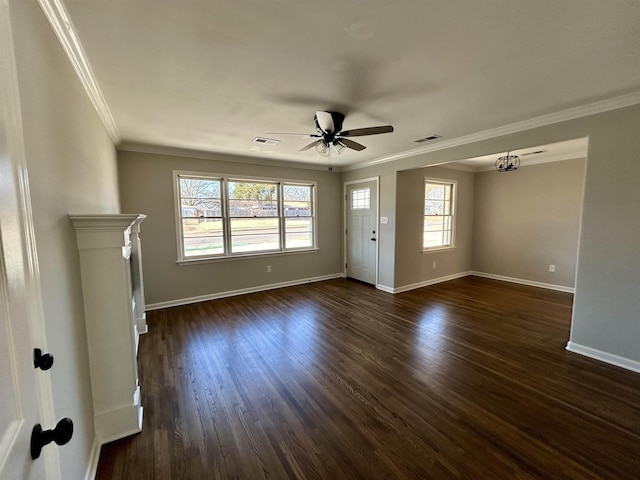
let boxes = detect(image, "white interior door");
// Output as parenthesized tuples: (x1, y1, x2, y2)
(0, 1, 57, 477)
(0, 247, 48, 480)
(346, 180, 378, 285)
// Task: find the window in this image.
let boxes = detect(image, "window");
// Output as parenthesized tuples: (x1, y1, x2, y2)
(424, 179, 456, 250)
(178, 176, 224, 257)
(351, 188, 370, 209)
(228, 180, 280, 254)
(176, 173, 316, 261)
(283, 184, 314, 249)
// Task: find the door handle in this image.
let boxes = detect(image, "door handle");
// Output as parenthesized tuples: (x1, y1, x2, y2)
(33, 348, 54, 371)
(370, 237, 376, 241)
(31, 418, 74, 459)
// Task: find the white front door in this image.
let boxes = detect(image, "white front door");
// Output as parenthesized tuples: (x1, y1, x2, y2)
(0, 1, 58, 477)
(346, 180, 378, 285)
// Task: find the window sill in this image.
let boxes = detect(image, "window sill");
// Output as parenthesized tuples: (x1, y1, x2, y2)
(177, 248, 319, 265)
(422, 246, 456, 253)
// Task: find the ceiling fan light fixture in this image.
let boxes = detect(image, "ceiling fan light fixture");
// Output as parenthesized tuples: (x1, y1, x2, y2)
(495, 152, 520, 172)
(315, 141, 329, 156)
(334, 141, 346, 155)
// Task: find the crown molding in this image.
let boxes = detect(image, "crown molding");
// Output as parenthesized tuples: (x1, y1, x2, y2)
(345, 91, 640, 171)
(37, 0, 120, 144)
(118, 142, 338, 172)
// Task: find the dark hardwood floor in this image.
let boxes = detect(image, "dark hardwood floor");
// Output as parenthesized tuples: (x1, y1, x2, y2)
(96, 276, 640, 479)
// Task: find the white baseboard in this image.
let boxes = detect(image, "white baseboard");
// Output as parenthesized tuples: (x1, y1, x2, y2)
(566, 342, 640, 374)
(376, 284, 394, 293)
(146, 273, 345, 310)
(471, 271, 575, 293)
(95, 390, 143, 445)
(381, 271, 472, 294)
(84, 438, 101, 480)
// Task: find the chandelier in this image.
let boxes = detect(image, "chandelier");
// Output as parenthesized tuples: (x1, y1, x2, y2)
(495, 151, 520, 172)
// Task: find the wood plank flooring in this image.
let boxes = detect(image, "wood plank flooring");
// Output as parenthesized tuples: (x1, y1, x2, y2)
(96, 276, 640, 479)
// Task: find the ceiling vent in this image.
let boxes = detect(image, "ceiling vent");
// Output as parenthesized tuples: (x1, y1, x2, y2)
(414, 134, 442, 143)
(253, 137, 280, 146)
(521, 149, 547, 156)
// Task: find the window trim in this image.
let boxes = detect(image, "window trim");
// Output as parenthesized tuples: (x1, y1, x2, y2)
(173, 170, 318, 263)
(422, 177, 457, 253)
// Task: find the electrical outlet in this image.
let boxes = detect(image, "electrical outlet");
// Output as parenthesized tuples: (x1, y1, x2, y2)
(267, 265, 271, 273)
(432, 261, 437, 269)
(548, 264, 555, 273)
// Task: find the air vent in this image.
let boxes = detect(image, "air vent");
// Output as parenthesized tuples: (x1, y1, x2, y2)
(414, 135, 442, 143)
(521, 149, 547, 156)
(253, 137, 280, 146)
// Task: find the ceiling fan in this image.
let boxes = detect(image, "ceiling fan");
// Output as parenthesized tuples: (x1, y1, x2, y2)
(269, 111, 394, 161)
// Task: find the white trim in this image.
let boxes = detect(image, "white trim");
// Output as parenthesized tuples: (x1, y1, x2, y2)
(386, 271, 472, 294)
(94, 396, 143, 445)
(375, 284, 395, 293)
(378, 270, 575, 294)
(345, 91, 640, 171)
(471, 271, 575, 293)
(422, 246, 456, 253)
(146, 273, 345, 310)
(83, 439, 101, 480)
(566, 342, 640, 374)
(343, 177, 380, 285)
(177, 248, 319, 265)
(36, 0, 120, 143)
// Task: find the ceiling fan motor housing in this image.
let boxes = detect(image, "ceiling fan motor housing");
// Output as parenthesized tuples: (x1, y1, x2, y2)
(315, 111, 344, 138)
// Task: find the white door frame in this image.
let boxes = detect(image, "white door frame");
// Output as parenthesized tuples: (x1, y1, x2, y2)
(0, 1, 60, 477)
(343, 176, 380, 286)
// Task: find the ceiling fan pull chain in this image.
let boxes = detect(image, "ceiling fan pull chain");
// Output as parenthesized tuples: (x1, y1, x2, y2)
(329, 144, 333, 172)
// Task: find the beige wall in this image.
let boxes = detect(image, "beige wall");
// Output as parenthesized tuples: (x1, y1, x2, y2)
(395, 166, 474, 289)
(10, 0, 120, 478)
(344, 103, 640, 365)
(570, 107, 640, 362)
(118, 150, 343, 306)
(472, 158, 586, 288)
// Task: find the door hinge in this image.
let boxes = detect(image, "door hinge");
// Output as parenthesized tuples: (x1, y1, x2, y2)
(345, 229, 347, 235)
(345, 263, 347, 269)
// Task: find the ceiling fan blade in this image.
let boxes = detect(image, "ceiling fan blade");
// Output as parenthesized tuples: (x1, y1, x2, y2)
(339, 125, 394, 137)
(299, 140, 322, 151)
(339, 138, 367, 151)
(315, 111, 336, 134)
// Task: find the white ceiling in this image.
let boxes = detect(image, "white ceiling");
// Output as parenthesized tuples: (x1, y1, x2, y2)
(59, 0, 640, 169)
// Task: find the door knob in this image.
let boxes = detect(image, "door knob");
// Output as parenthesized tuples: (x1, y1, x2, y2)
(33, 348, 54, 371)
(31, 418, 73, 459)
(370, 237, 377, 241)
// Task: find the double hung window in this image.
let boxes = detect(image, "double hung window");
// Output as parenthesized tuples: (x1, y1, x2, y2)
(423, 179, 456, 250)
